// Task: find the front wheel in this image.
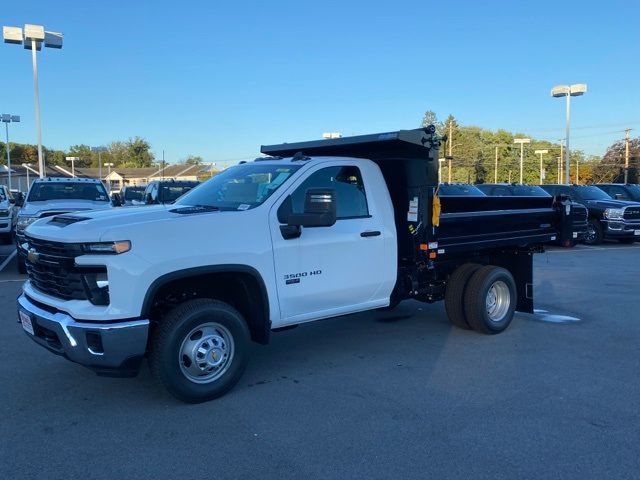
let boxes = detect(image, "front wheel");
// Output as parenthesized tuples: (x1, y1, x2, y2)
(584, 219, 604, 245)
(149, 299, 250, 403)
(464, 266, 517, 335)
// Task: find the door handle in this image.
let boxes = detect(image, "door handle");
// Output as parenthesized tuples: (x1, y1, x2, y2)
(360, 230, 381, 237)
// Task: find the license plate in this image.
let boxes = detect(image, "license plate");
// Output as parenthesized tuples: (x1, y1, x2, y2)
(19, 311, 34, 336)
(634, 230, 640, 236)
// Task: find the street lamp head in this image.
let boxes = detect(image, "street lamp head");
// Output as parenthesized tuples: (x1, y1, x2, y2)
(3, 24, 63, 49)
(24, 24, 45, 41)
(569, 83, 587, 96)
(44, 31, 63, 49)
(551, 85, 570, 97)
(3, 26, 23, 44)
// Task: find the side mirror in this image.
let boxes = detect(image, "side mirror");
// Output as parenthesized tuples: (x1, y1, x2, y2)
(145, 193, 153, 204)
(287, 188, 337, 227)
(9, 198, 15, 205)
(111, 194, 122, 207)
(14, 197, 23, 207)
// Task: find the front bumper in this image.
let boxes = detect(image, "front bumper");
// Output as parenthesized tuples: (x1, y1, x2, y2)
(17, 293, 149, 377)
(603, 220, 640, 239)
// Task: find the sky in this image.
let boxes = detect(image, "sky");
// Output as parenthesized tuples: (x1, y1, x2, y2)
(2, 0, 639, 164)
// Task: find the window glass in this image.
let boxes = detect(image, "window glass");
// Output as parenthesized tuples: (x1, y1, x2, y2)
(609, 186, 629, 200)
(160, 184, 197, 203)
(27, 182, 110, 202)
(177, 163, 300, 211)
(284, 166, 369, 220)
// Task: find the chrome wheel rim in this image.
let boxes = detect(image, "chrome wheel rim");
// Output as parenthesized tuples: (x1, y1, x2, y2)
(585, 224, 596, 243)
(179, 322, 234, 384)
(485, 280, 510, 323)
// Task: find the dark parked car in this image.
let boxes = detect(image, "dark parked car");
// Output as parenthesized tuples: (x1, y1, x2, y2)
(476, 184, 551, 197)
(438, 184, 486, 196)
(142, 180, 200, 205)
(477, 184, 588, 245)
(540, 184, 640, 245)
(596, 184, 640, 202)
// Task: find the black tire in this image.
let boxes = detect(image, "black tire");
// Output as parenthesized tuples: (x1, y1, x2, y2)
(0, 234, 11, 245)
(444, 263, 481, 329)
(464, 265, 517, 335)
(149, 299, 250, 403)
(618, 238, 635, 244)
(584, 218, 604, 245)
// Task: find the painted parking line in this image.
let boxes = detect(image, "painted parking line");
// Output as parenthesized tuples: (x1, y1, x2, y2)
(0, 251, 16, 272)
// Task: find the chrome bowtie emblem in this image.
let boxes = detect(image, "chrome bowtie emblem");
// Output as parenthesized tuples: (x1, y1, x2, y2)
(27, 248, 39, 264)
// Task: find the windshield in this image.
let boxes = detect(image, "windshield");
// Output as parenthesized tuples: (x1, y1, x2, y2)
(626, 185, 640, 200)
(124, 187, 145, 201)
(510, 186, 551, 197)
(576, 186, 612, 201)
(27, 182, 110, 202)
(439, 184, 486, 196)
(177, 163, 301, 210)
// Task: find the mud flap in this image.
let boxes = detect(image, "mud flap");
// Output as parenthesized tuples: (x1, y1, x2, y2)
(490, 250, 534, 313)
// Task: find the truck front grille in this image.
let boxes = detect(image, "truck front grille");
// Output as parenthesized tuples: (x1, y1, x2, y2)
(623, 207, 640, 221)
(572, 205, 588, 223)
(25, 236, 109, 305)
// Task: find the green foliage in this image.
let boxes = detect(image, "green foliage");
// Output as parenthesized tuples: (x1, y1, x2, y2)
(421, 110, 600, 184)
(184, 155, 204, 165)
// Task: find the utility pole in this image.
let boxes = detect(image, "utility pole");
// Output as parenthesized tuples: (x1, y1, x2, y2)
(447, 120, 453, 183)
(494, 146, 498, 183)
(558, 140, 564, 183)
(624, 128, 632, 183)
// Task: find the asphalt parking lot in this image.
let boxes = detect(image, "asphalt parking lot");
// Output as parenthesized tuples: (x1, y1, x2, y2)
(1, 243, 639, 480)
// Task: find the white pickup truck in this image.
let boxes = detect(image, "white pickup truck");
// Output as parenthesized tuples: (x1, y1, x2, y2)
(17, 128, 576, 402)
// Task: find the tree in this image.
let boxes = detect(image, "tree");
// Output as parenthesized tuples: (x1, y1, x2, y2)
(184, 155, 203, 165)
(125, 137, 154, 167)
(593, 136, 639, 183)
(421, 110, 438, 128)
(68, 144, 94, 168)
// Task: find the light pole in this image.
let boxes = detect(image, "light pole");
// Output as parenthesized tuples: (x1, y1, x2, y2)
(1, 114, 20, 191)
(91, 146, 107, 182)
(65, 156, 79, 177)
(514, 138, 531, 184)
(104, 163, 114, 192)
(3, 25, 63, 178)
(551, 84, 587, 185)
(534, 149, 548, 184)
(22, 163, 36, 191)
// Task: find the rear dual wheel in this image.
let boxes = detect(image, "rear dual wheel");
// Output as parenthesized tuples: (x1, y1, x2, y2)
(446, 264, 517, 334)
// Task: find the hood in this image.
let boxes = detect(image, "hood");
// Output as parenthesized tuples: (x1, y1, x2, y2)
(20, 199, 113, 217)
(25, 204, 224, 243)
(584, 199, 640, 209)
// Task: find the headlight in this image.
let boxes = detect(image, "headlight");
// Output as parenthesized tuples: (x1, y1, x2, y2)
(83, 240, 131, 254)
(17, 216, 38, 230)
(604, 208, 624, 220)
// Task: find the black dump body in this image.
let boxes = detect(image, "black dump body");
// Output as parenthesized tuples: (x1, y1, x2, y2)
(262, 128, 579, 311)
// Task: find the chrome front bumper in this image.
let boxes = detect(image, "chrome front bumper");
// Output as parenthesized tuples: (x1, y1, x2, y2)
(17, 294, 149, 376)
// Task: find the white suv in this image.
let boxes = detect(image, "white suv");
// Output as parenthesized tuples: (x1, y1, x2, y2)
(0, 185, 18, 243)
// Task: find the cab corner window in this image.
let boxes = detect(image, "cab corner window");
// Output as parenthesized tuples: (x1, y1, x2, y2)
(282, 166, 369, 221)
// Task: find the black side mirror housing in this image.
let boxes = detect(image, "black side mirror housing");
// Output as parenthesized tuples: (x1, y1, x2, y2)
(145, 193, 154, 204)
(287, 188, 337, 227)
(9, 198, 15, 205)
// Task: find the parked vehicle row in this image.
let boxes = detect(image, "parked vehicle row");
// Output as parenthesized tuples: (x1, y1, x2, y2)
(439, 182, 640, 246)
